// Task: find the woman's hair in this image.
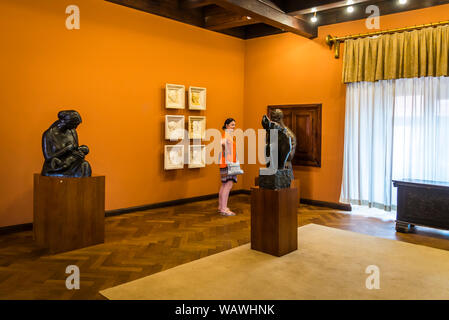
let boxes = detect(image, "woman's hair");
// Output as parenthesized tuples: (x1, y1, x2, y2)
(222, 118, 235, 130)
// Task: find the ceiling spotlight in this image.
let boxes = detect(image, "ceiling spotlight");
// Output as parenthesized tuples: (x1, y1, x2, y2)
(346, 0, 354, 13)
(399, 0, 407, 4)
(311, 12, 318, 23)
(311, 7, 317, 13)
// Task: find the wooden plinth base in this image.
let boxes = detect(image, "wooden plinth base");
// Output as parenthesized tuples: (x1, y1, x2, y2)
(254, 177, 300, 207)
(33, 174, 105, 254)
(251, 186, 298, 257)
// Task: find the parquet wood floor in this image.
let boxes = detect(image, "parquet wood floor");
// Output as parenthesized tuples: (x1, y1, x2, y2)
(1, 194, 449, 299)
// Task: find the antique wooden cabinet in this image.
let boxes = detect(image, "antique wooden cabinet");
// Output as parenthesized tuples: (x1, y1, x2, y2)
(393, 179, 449, 232)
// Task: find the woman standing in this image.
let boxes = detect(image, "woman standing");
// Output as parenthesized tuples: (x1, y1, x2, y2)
(218, 118, 237, 216)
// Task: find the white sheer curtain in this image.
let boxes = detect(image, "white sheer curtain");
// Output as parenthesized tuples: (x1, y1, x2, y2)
(341, 76, 449, 211)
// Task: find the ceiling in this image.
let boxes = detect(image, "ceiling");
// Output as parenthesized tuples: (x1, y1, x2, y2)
(106, 0, 449, 39)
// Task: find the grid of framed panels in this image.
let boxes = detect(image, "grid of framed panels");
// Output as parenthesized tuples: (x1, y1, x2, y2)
(164, 84, 207, 170)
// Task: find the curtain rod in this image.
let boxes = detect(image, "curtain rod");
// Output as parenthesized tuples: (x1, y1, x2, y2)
(325, 20, 449, 59)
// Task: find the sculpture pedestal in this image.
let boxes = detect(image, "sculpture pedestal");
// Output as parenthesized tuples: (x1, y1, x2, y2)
(255, 177, 300, 207)
(33, 174, 105, 254)
(251, 186, 298, 257)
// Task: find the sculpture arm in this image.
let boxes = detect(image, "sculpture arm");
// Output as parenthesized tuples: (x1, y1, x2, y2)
(42, 132, 74, 161)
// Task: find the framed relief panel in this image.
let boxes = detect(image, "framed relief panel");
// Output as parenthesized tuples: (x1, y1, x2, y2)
(164, 145, 184, 170)
(165, 115, 185, 140)
(166, 84, 185, 109)
(188, 145, 206, 168)
(188, 86, 206, 110)
(188, 116, 206, 140)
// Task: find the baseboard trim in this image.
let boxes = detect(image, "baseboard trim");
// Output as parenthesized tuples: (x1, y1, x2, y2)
(0, 190, 249, 235)
(300, 198, 352, 211)
(243, 188, 352, 211)
(0, 189, 351, 235)
(105, 189, 249, 217)
(0, 223, 33, 235)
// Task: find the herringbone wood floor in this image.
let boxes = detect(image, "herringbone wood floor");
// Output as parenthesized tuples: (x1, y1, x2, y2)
(1, 194, 449, 299)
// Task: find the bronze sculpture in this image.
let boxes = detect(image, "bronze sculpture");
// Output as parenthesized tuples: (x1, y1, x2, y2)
(259, 111, 294, 189)
(269, 109, 296, 179)
(41, 110, 92, 177)
(262, 115, 291, 170)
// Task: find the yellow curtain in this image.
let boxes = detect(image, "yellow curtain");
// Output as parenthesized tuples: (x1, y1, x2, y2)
(342, 25, 449, 83)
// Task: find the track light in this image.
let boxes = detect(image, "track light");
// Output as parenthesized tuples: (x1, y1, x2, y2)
(399, 0, 407, 4)
(311, 11, 317, 23)
(347, 0, 354, 13)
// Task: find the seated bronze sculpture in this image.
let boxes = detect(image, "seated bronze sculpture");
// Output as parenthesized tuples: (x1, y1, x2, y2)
(41, 110, 92, 177)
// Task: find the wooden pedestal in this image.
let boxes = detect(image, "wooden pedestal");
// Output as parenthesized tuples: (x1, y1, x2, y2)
(254, 177, 300, 207)
(291, 179, 300, 205)
(251, 186, 298, 257)
(33, 174, 105, 254)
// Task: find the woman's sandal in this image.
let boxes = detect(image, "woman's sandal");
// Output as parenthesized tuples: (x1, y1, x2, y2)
(219, 209, 236, 216)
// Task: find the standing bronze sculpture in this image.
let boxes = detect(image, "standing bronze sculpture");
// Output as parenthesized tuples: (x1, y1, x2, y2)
(269, 109, 297, 180)
(259, 109, 296, 189)
(41, 110, 92, 177)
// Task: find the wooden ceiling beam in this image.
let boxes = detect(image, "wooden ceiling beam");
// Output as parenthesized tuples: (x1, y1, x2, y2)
(205, 12, 258, 30)
(181, 0, 215, 9)
(209, 0, 317, 38)
(281, 0, 340, 13)
(289, 0, 374, 16)
(106, 0, 203, 26)
(311, 0, 449, 27)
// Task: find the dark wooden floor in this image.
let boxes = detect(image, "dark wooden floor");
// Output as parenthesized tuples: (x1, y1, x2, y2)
(1, 194, 449, 299)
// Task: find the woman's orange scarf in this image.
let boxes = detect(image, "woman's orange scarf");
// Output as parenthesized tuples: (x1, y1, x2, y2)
(220, 131, 236, 168)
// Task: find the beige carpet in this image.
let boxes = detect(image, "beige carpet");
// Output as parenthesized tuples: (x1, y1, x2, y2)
(100, 224, 449, 300)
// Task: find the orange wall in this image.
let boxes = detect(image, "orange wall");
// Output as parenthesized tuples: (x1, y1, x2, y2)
(0, 0, 244, 227)
(1, 1, 449, 228)
(243, 4, 449, 203)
